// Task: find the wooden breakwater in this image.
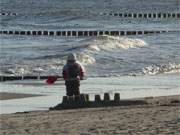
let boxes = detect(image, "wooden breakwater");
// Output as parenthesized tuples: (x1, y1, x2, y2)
(0, 30, 174, 37)
(0, 75, 62, 82)
(101, 12, 180, 19)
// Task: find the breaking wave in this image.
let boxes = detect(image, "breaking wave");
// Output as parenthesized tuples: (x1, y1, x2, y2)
(74, 35, 147, 65)
(76, 53, 96, 65)
(86, 35, 147, 52)
(0, 35, 149, 76)
(142, 63, 180, 75)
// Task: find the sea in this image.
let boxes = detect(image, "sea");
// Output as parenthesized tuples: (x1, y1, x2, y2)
(0, 0, 180, 114)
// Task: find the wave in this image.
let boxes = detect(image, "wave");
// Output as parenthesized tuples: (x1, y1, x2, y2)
(2, 63, 63, 76)
(36, 9, 97, 20)
(82, 35, 147, 53)
(73, 35, 147, 64)
(76, 53, 96, 65)
(0, 36, 148, 76)
(21, 35, 147, 66)
(142, 63, 180, 75)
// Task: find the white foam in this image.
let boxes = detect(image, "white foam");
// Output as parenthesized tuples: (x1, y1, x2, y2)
(87, 35, 147, 51)
(74, 35, 147, 65)
(76, 53, 96, 65)
(143, 63, 180, 75)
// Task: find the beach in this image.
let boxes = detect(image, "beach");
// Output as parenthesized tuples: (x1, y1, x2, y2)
(0, 95, 179, 135)
(0, 0, 180, 134)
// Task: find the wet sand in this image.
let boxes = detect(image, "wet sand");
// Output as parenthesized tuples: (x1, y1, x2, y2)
(0, 95, 179, 135)
(0, 92, 42, 100)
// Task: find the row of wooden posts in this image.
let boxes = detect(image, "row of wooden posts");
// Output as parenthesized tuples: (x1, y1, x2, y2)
(0, 76, 53, 82)
(0, 12, 18, 16)
(0, 30, 169, 37)
(102, 12, 180, 19)
(1, 12, 180, 18)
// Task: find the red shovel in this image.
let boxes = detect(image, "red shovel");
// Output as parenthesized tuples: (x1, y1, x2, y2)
(46, 76, 59, 85)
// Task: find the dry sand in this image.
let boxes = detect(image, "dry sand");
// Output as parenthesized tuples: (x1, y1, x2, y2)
(0, 95, 180, 135)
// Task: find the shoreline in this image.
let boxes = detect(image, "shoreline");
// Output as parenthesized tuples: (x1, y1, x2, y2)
(0, 95, 179, 135)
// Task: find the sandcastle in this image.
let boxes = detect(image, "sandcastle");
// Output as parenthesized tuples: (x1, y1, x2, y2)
(49, 93, 147, 110)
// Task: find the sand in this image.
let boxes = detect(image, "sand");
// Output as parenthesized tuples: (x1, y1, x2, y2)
(0, 95, 180, 135)
(0, 92, 42, 100)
